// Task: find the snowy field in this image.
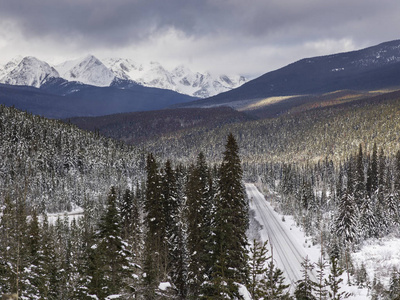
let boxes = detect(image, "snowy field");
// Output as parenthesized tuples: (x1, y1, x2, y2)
(353, 236, 400, 287)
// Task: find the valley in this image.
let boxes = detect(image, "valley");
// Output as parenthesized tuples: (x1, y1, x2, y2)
(2, 39, 400, 299)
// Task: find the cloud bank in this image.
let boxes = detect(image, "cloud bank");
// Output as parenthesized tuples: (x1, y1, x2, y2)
(0, 0, 399, 76)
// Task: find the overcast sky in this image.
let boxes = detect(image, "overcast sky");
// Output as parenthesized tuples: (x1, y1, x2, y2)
(0, 0, 399, 78)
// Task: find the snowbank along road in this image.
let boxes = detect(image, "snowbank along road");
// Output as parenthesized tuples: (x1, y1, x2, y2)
(246, 183, 316, 288)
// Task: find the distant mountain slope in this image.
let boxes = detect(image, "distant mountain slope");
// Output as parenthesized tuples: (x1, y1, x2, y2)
(0, 80, 197, 118)
(179, 39, 400, 108)
(68, 106, 252, 144)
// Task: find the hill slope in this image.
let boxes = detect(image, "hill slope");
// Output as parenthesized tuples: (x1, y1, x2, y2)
(68, 106, 253, 144)
(0, 78, 197, 118)
(178, 39, 400, 108)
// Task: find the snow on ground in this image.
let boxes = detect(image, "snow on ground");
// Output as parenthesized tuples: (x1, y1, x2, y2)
(42, 206, 84, 225)
(158, 282, 172, 291)
(247, 183, 369, 299)
(353, 236, 400, 287)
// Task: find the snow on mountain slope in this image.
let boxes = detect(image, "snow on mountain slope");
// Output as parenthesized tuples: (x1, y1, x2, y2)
(0, 55, 246, 97)
(55, 55, 115, 87)
(0, 56, 22, 80)
(103, 58, 247, 98)
(0, 57, 59, 88)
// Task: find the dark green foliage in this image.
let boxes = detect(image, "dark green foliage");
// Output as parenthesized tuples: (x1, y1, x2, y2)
(212, 133, 249, 296)
(186, 152, 214, 298)
(263, 257, 291, 300)
(367, 143, 378, 197)
(314, 257, 328, 300)
(336, 190, 358, 246)
(294, 256, 316, 300)
(248, 239, 270, 299)
(326, 256, 350, 300)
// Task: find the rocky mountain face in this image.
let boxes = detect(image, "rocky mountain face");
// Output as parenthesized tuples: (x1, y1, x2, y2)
(0, 55, 246, 98)
(0, 57, 59, 88)
(103, 58, 246, 98)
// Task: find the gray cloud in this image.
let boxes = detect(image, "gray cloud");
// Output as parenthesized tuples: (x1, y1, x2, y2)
(1, 0, 400, 76)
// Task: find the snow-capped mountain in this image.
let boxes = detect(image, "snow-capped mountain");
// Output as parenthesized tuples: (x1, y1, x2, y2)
(55, 55, 115, 87)
(103, 58, 246, 98)
(0, 57, 59, 88)
(0, 55, 246, 97)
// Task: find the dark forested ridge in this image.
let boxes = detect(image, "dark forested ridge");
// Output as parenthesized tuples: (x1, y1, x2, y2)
(0, 78, 197, 118)
(68, 106, 253, 144)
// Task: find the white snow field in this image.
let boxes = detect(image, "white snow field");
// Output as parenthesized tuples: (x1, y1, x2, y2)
(246, 183, 369, 299)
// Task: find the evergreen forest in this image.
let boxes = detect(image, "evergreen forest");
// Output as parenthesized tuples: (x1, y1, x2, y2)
(2, 89, 400, 299)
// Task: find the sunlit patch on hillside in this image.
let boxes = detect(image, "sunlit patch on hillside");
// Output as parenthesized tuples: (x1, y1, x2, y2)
(238, 95, 297, 111)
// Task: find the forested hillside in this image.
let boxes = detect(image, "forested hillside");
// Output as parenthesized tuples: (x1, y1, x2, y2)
(68, 107, 252, 144)
(0, 105, 144, 212)
(141, 90, 400, 177)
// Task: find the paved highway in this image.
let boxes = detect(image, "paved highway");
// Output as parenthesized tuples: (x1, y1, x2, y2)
(246, 183, 316, 287)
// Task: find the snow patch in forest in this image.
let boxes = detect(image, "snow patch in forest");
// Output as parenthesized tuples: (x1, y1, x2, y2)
(352, 236, 400, 287)
(158, 282, 172, 291)
(44, 206, 84, 224)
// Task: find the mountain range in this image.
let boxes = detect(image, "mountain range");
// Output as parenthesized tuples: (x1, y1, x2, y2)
(0, 55, 246, 98)
(1, 39, 400, 119)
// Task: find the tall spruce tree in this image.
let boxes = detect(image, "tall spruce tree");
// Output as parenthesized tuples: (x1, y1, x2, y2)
(366, 143, 378, 197)
(143, 153, 166, 298)
(186, 152, 214, 299)
(212, 133, 249, 298)
(89, 186, 132, 298)
(354, 144, 365, 208)
(248, 239, 271, 299)
(325, 255, 350, 300)
(294, 256, 316, 300)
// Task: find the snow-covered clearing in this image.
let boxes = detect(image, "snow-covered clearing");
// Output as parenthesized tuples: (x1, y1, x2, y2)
(246, 183, 369, 299)
(42, 206, 84, 224)
(353, 237, 400, 287)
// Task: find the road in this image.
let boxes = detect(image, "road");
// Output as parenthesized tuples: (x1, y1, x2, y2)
(246, 183, 316, 287)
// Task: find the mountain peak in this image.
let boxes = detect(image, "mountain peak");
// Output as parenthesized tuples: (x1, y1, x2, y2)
(0, 56, 59, 88)
(55, 55, 115, 87)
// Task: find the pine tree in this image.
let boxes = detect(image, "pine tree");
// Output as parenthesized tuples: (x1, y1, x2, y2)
(263, 250, 291, 300)
(354, 144, 365, 208)
(336, 190, 359, 246)
(314, 257, 328, 300)
(186, 153, 214, 299)
(325, 256, 350, 300)
(120, 188, 134, 240)
(24, 208, 43, 299)
(212, 133, 249, 298)
(366, 143, 378, 198)
(88, 186, 132, 298)
(162, 160, 186, 298)
(360, 195, 377, 239)
(248, 239, 270, 299)
(143, 153, 166, 298)
(294, 256, 316, 300)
